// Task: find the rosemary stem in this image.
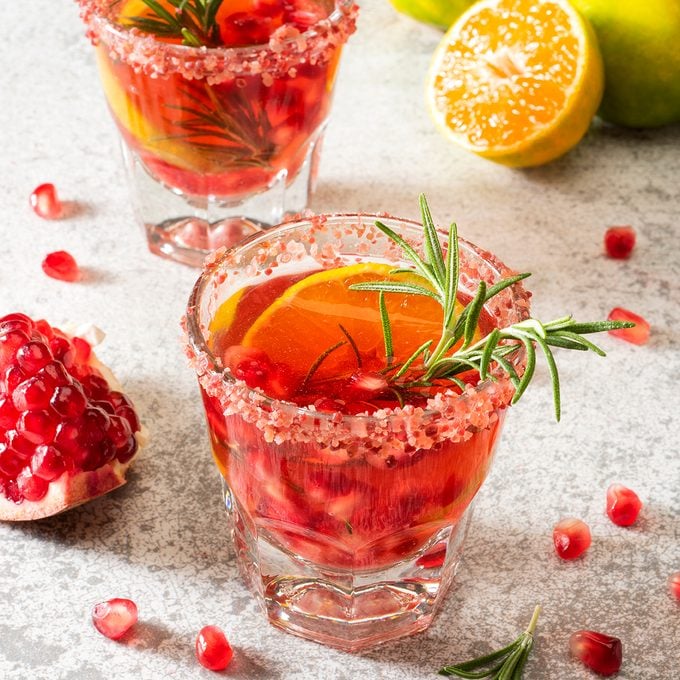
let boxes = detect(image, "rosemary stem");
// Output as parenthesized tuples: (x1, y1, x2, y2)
(525, 605, 541, 635)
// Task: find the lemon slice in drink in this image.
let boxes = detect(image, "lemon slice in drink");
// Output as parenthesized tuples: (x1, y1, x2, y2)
(426, 0, 604, 167)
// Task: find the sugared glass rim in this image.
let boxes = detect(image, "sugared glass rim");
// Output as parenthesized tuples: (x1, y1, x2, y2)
(183, 213, 531, 448)
(77, 0, 359, 81)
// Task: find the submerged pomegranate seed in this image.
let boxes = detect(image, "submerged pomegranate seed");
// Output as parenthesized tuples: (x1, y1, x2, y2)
(607, 308, 649, 345)
(553, 518, 592, 560)
(604, 225, 636, 259)
(195, 625, 234, 671)
(342, 371, 389, 402)
(92, 598, 138, 640)
(669, 572, 680, 601)
(570, 630, 622, 676)
(606, 484, 642, 526)
(30, 183, 63, 219)
(42, 251, 81, 282)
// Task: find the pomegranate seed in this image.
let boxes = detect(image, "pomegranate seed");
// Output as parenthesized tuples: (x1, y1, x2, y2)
(0, 313, 34, 335)
(17, 410, 58, 445)
(553, 518, 592, 560)
(195, 625, 234, 671)
(570, 630, 622, 676)
(0, 445, 24, 477)
(49, 335, 76, 367)
(42, 251, 81, 282)
(116, 405, 140, 433)
(71, 336, 92, 362)
(12, 376, 52, 411)
(0, 395, 19, 428)
(222, 346, 272, 390)
(16, 467, 50, 502)
(30, 183, 63, 219)
(669, 572, 680, 601)
(80, 373, 110, 400)
(15, 341, 53, 375)
(31, 445, 66, 481)
(0, 329, 30, 365)
(342, 371, 389, 402)
(606, 484, 642, 527)
(604, 225, 636, 259)
(92, 598, 138, 640)
(50, 384, 87, 418)
(416, 543, 447, 569)
(607, 308, 650, 345)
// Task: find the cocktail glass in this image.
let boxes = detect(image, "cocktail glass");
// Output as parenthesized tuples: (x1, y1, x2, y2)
(184, 214, 530, 650)
(77, 0, 358, 266)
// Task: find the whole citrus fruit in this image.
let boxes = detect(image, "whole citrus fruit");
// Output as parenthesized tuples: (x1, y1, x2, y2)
(426, 0, 604, 167)
(388, 0, 478, 29)
(571, 0, 680, 128)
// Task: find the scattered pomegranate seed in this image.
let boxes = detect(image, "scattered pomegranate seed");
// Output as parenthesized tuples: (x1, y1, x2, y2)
(553, 518, 591, 560)
(607, 308, 649, 345)
(30, 183, 63, 220)
(570, 630, 622, 676)
(92, 598, 138, 640)
(604, 225, 636, 259)
(42, 251, 81, 283)
(606, 484, 642, 527)
(195, 625, 234, 671)
(669, 572, 680, 601)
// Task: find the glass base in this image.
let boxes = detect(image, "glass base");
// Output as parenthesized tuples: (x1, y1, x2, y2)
(224, 483, 474, 651)
(121, 131, 325, 268)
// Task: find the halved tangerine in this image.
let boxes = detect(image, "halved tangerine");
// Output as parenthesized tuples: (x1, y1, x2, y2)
(426, 0, 604, 167)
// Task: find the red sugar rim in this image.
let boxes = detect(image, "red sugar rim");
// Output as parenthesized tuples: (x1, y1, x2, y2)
(76, 0, 359, 83)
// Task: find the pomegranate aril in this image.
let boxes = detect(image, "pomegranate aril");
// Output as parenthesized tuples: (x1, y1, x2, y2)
(115, 435, 138, 464)
(0, 446, 24, 477)
(16, 467, 49, 502)
(50, 384, 87, 418)
(0, 313, 34, 335)
(0, 329, 30, 364)
(42, 250, 81, 282)
(570, 630, 622, 676)
(6, 430, 34, 457)
(80, 373, 110, 400)
(4, 364, 27, 393)
(36, 360, 71, 389)
(12, 376, 52, 411)
(15, 341, 52, 375)
(0, 395, 19, 429)
(606, 484, 642, 527)
(71, 336, 92, 362)
(342, 371, 389, 403)
(553, 518, 591, 560)
(604, 225, 635, 259)
(31, 445, 66, 481)
(17, 410, 58, 445)
(195, 625, 234, 671)
(30, 183, 63, 219)
(92, 598, 138, 640)
(49, 335, 76, 367)
(669, 572, 680, 601)
(607, 308, 650, 345)
(117, 404, 140, 434)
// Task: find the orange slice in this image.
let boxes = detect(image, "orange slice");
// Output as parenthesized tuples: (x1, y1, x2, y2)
(241, 263, 477, 381)
(426, 0, 604, 167)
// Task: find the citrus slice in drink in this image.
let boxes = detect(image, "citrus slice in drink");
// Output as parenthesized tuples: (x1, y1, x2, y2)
(426, 0, 604, 167)
(241, 262, 478, 382)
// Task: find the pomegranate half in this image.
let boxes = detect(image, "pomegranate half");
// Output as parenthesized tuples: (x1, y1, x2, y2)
(0, 313, 143, 521)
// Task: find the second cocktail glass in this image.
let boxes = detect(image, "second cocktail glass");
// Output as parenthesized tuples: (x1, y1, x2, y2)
(184, 213, 530, 650)
(77, 0, 358, 266)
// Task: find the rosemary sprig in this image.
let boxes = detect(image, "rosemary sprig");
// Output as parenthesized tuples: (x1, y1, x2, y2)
(122, 0, 224, 47)
(349, 195, 634, 420)
(439, 606, 541, 679)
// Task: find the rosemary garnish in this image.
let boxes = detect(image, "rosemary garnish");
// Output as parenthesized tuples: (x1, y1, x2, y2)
(122, 0, 224, 47)
(439, 606, 541, 678)
(349, 195, 634, 420)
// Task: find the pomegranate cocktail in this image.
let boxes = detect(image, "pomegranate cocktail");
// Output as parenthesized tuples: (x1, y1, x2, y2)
(185, 201, 534, 650)
(77, 0, 358, 265)
(185, 197, 630, 650)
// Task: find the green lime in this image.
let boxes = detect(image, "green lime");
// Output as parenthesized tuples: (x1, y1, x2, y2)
(388, 0, 478, 29)
(571, 0, 680, 128)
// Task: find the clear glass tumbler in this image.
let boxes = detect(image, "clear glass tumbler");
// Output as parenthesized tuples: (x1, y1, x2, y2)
(77, 0, 358, 266)
(184, 214, 530, 650)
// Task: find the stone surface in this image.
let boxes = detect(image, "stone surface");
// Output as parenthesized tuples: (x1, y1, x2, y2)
(1, 2, 679, 678)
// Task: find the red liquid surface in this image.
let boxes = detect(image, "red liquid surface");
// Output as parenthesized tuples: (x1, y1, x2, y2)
(202, 268, 505, 570)
(97, 0, 340, 197)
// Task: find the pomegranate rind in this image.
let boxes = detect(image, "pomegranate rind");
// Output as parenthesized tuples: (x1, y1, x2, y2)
(0, 461, 129, 521)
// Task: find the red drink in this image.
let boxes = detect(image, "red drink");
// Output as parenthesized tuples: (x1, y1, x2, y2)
(185, 214, 530, 650)
(77, 0, 358, 265)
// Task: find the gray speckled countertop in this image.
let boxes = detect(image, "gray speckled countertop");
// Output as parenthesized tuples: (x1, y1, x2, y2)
(1, 2, 679, 678)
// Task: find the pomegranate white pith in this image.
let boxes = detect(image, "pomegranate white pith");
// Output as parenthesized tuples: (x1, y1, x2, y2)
(0, 315, 144, 522)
